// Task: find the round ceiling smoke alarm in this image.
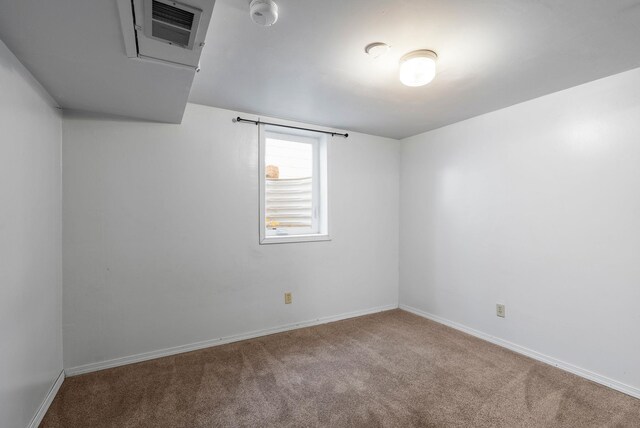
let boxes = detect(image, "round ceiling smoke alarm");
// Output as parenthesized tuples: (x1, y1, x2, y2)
(365, 42, 390, 59)
(250, 0, 279, 26)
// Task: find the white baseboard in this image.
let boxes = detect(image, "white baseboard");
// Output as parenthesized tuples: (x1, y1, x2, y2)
(28, 369, 65, 428)
(399, 304, 640, 400)
(65, 304, 398, 376)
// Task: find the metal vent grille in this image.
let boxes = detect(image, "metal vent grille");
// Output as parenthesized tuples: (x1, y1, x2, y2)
(151, 21, 189, 46)
(152, 1, 194, 30)
(143, 0, 202, 50)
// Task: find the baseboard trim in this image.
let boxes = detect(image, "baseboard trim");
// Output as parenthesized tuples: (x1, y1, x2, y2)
(28, 369, 65, 428)
(399, 304, 640, 399)
(65, 304, 398, 376)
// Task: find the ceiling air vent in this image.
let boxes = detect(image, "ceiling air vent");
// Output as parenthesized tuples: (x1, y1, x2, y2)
(143, 0, 202, 50)
(116, 0, 213, 69)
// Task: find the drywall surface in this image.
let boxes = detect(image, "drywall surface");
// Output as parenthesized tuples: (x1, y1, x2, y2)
(0, 41, 62, 428)
(62, 103, 399, 370)
(400, 68, 640, 393)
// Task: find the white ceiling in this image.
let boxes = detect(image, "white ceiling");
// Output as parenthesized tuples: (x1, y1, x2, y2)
(190, 0, 640, 139)
(0, 0, 213, 123)
(1, 1, 639, 138)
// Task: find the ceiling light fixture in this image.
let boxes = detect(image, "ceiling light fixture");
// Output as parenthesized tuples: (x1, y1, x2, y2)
(399, 50, 438, 87)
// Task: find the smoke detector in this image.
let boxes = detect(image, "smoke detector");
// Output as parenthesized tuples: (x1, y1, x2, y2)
(250, 0, 278, 26)
(365, 42, 390, 59)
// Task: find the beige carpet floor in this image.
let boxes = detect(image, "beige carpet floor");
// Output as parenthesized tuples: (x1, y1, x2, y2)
(41, 309, 640, 427)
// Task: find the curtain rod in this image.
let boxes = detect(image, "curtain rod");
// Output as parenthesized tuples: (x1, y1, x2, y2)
(234, 116, 349, 138)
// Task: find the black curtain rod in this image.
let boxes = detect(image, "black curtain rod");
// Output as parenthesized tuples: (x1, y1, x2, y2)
(235, 116, 348, 138)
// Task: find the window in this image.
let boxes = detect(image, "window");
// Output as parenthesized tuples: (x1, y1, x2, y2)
(259, 127, 329, 244)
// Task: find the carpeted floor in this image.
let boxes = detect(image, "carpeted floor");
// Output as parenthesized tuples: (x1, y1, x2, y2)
(41, 309, 640, 427)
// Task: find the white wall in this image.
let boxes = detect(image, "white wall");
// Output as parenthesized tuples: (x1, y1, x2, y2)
(62, 103, 399, 370)
(400, 68, 640, 393)
(0, 41, 62, 427)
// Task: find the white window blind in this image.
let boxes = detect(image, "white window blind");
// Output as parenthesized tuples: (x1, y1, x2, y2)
(266, 177, 312, 229)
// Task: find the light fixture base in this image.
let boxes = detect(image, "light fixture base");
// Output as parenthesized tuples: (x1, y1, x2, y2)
(400, 49, 438, 63)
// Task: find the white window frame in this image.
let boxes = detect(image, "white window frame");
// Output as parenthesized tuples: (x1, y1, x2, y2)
(259, 125, 330, 245)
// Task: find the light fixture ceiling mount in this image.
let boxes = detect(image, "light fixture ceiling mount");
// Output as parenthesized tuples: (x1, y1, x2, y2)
(399, 49, 438, 87)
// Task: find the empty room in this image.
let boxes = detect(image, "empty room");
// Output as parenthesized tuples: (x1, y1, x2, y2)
(2, 0, 640, 427)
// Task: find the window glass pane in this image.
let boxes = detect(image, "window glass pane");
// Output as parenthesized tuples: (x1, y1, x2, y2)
(265, 138, 314, 232)
(265, 138, 312, 179)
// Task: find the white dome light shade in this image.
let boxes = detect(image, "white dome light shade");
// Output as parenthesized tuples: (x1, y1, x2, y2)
(399, 50, 438, 87)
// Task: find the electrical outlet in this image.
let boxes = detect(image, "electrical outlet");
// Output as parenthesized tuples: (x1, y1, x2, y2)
(496, 304, 505, 318)
(284, 292, 292, 304)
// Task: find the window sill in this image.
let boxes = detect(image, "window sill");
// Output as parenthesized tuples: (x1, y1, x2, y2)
(260, 234, 331, 245)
